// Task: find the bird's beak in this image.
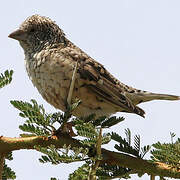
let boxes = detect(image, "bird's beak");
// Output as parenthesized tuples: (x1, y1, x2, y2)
(8, 29, 27, 41)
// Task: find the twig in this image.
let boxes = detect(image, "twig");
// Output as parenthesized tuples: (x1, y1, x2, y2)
(67, 61, 78, 106)
(88, 128, 102, 180)
(150, 175, 155, 180)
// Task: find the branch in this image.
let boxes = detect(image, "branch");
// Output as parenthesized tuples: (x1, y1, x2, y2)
(101, 149, 180, 179)
(150, 175, 155, 180)
(0, 153, 5, 180)
(89, 128, 102, 180)
(0, 134, 82, 153)
(0, 135, 180, 179)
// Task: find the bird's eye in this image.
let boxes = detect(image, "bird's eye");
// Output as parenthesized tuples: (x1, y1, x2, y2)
(29, 28, 35, 33)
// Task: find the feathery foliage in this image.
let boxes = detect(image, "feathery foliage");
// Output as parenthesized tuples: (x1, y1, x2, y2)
(7, 98, 180, 179)
(10, 99, 60, 136)
(112, 129, 151, 158)
(10, 99, 152, 179)
(69, 163, 90, 180)
(97, 164, 131, 179)
(69, 162, 132, 179)
(151, 133, 180, 169)
(81, 114, 124, 128)
(74, 118, 111, 147)
(2, 164, 16, 180)
(2, 152, 16, 180)
(0, 70, 15, 180)
(0, 70, 13, 89)
(37, 145, 89, 164)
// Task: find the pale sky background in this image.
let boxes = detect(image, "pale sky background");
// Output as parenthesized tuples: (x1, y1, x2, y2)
(1, 0, 180, 180)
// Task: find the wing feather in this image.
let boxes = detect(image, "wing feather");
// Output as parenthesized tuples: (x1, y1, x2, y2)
(61, 45, 145, 117)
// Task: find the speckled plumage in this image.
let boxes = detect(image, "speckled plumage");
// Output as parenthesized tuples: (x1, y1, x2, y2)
(9, 15, 180, 118)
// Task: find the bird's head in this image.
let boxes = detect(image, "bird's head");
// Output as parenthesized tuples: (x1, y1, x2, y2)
(8, 15, 65, 52)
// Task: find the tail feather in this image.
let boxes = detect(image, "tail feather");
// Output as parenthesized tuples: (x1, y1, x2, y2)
(121, 104, 146, 118)
(126, 91, 180, 105)
(144, 93, 180, 101)
(134, 105, 145, 118)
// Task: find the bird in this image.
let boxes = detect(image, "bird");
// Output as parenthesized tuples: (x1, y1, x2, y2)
(8, 15, 180, 119)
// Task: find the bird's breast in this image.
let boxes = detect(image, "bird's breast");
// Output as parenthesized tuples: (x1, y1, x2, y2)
(25, 50, 76, 111)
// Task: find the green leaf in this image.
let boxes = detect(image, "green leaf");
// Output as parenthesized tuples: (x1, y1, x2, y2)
(5, 152, 13, 161)
(37, 145, 88, 165)
(134, 134, 140, 153)
(102, 133, 111, 145)
(140, 145, 151, 158)
(19, 123, 50, 136)
(151, 138, 180, 168)
(75, 123, 98, 139)
(0, 70, 13, 89)
(50, 178, 58, 180)
(97, 164, 131, 179)
(69, 163, 90, 180)
(102, 116, 124, 128)
(111, 130, 148, 158)
(125, 128, 131, 145)
(2, 164, 16, 179)
(11, 99, 60, 135)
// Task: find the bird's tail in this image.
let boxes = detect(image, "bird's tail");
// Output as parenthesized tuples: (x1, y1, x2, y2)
(126, 91, 180, 105)
(143, 92, 180, 101)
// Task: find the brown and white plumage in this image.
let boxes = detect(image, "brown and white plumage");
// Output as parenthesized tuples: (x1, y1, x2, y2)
(8, 15, 180, 118)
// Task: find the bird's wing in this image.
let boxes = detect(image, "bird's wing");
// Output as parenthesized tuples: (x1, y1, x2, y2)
(61, 46, 145, 117)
